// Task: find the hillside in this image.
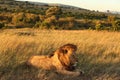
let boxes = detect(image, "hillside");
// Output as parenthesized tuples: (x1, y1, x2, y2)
(0, 0, 105, 16)
(0, 0, 120, 30)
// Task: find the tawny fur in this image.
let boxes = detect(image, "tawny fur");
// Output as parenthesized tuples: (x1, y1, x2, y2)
(27, 44, 81, 77)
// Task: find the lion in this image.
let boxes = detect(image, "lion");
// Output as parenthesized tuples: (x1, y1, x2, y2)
(27, 44, 82, 77)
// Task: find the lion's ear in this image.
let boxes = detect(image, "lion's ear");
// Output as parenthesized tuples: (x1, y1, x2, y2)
(62, 49, 68, 54)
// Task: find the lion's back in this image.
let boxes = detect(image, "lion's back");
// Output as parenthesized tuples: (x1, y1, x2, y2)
(28, 56, 54, 70)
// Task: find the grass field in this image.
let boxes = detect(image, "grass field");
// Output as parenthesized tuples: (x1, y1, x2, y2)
(0, 29, 120, 80)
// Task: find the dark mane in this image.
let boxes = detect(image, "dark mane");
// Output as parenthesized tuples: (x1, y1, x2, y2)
(59, 44, 77, 51)
(57, 44, 77, 70)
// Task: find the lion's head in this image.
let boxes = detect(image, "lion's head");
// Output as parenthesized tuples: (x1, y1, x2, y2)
(50, 44, 78, 71)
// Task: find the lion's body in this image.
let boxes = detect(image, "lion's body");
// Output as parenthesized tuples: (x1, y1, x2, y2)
(28, 44, 82, 77)
(28, 56, 54, 70)
(28, 53, 63, 70)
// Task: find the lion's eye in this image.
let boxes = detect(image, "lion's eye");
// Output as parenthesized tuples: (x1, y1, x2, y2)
(63, 50, 68, 54)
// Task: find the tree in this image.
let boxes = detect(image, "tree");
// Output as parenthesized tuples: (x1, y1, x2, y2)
(0, 22, 4, 29)
(95, 21, 102, 31)
(45, 6, 62, 20)
(108, 15, 115, 23)
(107, 15, 118, 31)
(39, 6, 62, 29)
(116, 20, 120, 30)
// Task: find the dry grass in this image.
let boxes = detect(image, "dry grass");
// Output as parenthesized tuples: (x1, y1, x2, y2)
(0, 29, 120, 80)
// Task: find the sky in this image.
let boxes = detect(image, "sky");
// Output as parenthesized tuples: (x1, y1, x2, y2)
(17, 0, 120, 12)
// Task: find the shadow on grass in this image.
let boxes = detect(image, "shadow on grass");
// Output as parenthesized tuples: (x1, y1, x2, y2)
(77, 53, 120, 80)
(0, 62, 39, 80)
(0, 62, 86, 80)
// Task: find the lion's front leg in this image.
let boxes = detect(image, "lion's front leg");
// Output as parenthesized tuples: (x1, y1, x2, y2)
(57, 69, 81, 77)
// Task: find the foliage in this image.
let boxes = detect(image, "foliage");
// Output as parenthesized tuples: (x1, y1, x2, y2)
(95, 21, 102, 31)
(45, 6, 62, 18)
(0, 0, 120, 31)
(107, 15, 120, 31)
(0, 22, 4, 28)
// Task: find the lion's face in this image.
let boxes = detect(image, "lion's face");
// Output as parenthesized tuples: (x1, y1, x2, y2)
(57, 44, 78, 71)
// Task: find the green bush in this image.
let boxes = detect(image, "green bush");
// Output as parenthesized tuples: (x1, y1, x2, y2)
(95, 22, 102, 31)
(39, 21, 50, 29)
(0, 22, 4, 29)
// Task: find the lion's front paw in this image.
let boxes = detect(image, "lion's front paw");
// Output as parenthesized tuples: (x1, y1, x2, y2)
(74, 69, 84, 77)
(76, 71, 81, 76)
(78, 70, 85, 77)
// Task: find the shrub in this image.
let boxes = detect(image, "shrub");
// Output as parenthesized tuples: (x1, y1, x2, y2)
(0, 22, 4, 29)
(95, 21, 102, 31)
(40, 21, 50, 29)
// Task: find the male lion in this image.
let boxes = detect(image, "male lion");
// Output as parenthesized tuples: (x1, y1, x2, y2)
(27, 44, 82, 77)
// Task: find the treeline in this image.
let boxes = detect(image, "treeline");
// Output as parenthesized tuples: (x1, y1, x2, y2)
(0, 0, 120, 31)
(0, 0, 109, 19)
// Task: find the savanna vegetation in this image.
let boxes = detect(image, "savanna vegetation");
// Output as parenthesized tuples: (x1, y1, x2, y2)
(0, 0, 120, 31)
(0, 0, 120, 80)
(0, 29, 120, 80)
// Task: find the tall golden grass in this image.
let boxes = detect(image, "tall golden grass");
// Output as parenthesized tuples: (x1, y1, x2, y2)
(0, 29, 120, 80)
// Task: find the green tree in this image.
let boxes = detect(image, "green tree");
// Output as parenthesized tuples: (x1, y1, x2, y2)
(0, 22, 4, 29)
(95, 21, 102, 31)
(45, 6, 62, 20)
(40, 6, 62, 29)
(114, 20, 120, 31)
(107, 15, 118, 31)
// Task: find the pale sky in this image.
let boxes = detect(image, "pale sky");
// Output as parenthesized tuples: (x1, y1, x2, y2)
(17, 0, 120, 12)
